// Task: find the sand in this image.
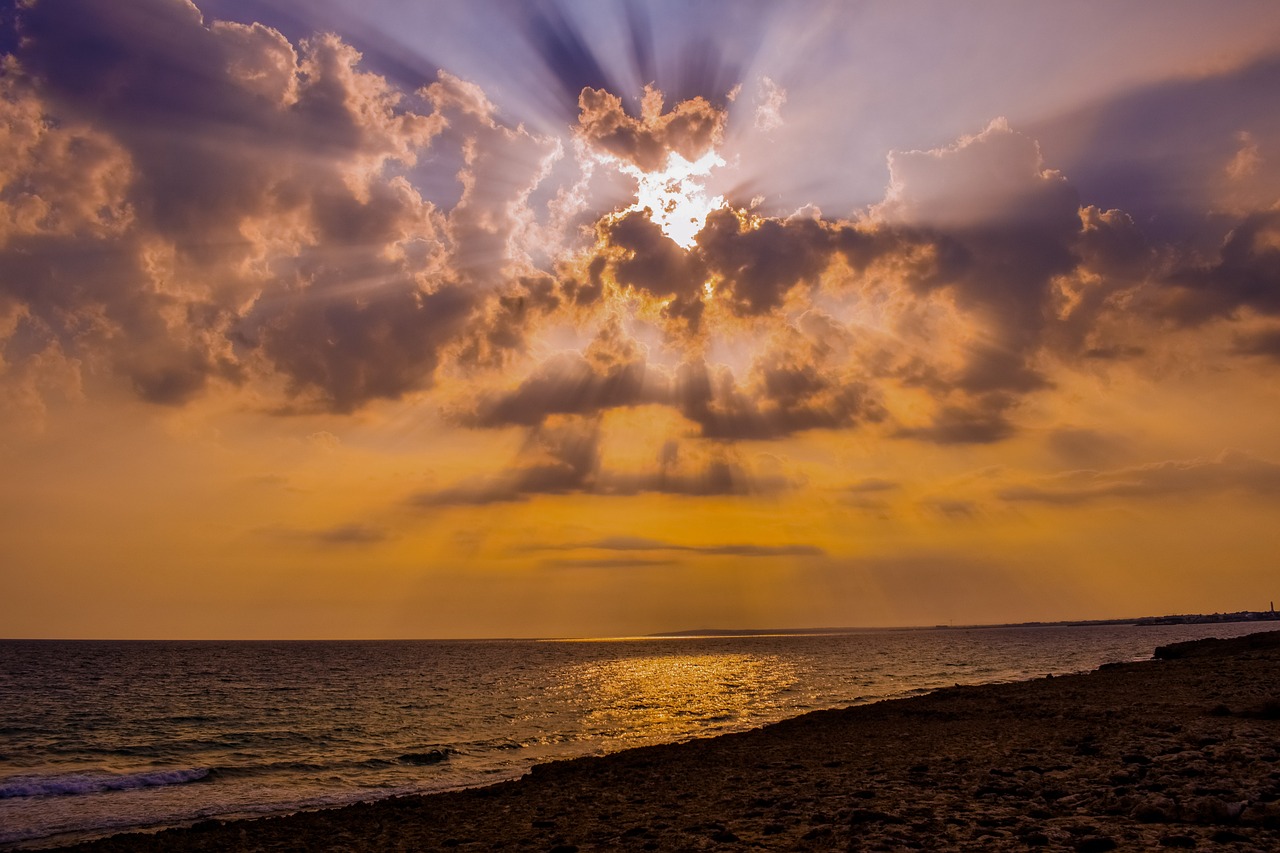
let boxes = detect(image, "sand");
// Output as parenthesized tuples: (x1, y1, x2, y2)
(52, 631, 1280, 852)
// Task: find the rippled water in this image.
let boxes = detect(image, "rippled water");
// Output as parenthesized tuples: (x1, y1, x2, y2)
(0, 622, 1267, 848)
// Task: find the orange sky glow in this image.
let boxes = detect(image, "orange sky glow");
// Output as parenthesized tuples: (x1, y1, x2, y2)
(2, 0, 1280, 638)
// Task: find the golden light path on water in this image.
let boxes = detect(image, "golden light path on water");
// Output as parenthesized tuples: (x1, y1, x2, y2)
(551, 653, 801, 747)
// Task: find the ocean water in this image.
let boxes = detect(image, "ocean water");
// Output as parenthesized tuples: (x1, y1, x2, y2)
(0, 622, 1268, 849)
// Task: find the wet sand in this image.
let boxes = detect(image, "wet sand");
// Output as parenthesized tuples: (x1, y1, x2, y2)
(55, 630, 1280, 852)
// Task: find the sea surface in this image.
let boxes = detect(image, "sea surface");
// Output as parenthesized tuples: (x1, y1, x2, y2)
(0, 622, 1268, 849)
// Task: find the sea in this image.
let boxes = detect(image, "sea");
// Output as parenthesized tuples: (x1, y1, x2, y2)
(0, 622, 1269, 849)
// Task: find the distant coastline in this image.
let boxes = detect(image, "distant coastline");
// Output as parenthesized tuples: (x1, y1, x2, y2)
(650, 608, 1280, 637)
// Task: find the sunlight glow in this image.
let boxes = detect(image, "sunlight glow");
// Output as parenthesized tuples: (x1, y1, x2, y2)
(617, 151, 726, 249)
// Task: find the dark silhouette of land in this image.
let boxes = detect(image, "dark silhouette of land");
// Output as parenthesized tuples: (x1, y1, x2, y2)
(650, 607, 1280, 637)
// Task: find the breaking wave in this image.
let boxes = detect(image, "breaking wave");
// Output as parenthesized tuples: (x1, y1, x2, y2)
(0, 767, 210, 799)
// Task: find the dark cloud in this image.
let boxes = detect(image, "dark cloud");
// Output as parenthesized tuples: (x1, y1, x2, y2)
(1044, 428, 1132, 468)
(696, 208, 832, 316)
(1080, 345, 1146, 361)
(921, 498, 980, 521)
(462, 320, 657, 427)
(595, 210, 706, 327)
(529, 535, 825, 557)
(877, 120, 1083, 396)
(998, 450, 1280, 506)
(844, 478, 900, 494)
(1028, 54, 1280, 243)
(675, 325, 886, 440)
(541, 557, 677, 569)
(3, 0, 565, 414)
(5, 1, 1277, 462)
(576, 85, 726, 172)
(1157, 210, 1280, 325)
(412, 418, 789, 505)
(895, 398, 1017, 445)
(253, 278, 473, 414)
(1233, 327, 1280, 362)
(257, 523, 389, 546)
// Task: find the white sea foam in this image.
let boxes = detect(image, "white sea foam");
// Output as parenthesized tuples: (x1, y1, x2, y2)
(0, 768, 209, 799)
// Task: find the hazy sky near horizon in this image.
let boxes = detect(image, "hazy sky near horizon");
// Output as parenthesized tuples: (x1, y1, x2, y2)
(2, 0, 1280, 639)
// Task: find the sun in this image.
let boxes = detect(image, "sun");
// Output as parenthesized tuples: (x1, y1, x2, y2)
(615, 150, 727, 249)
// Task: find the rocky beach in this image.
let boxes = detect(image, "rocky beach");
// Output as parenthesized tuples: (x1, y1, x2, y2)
(50, 631, 1280, 852)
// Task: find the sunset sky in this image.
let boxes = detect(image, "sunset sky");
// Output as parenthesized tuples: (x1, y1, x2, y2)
(2, 0, 1280, 639)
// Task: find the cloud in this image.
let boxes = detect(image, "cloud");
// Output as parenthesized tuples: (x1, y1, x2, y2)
(1026, 54, 1280, 241)
(2, 0, 569, 415)
(696, 207, 832, 316)
(5, 0, 1279, 474)
(257, 523, 390, 546)
(576, 85, 727, 172)
(1156, 210, 1280, 325)
(528, 535, 825, 557)
(920, 498, 981, 521)
(540, 557, 678, 570)
(844, 478, 900, 494)
(998, 450, 1280, 506)
(411, 417, 791, 504)
(593, 209, 707, 326)
(1043, 428, 1132, 468)
(461, 322, 656, 427)
(753, 76, 786, 131)
(895, 398, 1017, 445)
(1233, 326, 1280, 362)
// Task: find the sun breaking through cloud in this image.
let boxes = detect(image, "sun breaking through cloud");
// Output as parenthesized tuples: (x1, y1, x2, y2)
(2, 0, 1280, 638)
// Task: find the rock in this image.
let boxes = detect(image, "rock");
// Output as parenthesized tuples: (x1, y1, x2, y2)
(848, 808, 905, 825)
(1132, 795, 1180, 823)
(1074, 836, 1118, 852)
(1240, 801, 1280, 828)
(1208, 829, 1248, 843)
(1186, 797, 1245, 824)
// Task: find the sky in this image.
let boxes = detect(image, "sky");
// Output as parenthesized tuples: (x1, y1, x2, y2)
(2, 0, 1280, 639)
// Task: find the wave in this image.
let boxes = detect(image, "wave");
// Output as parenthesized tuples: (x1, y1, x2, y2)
(0, 767, 210, 799)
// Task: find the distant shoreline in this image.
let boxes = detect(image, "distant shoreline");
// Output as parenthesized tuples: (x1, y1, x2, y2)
(649, 609, 1280, 637)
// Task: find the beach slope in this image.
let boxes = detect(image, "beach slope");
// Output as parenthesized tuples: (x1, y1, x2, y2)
(56, 631, 1280, 851)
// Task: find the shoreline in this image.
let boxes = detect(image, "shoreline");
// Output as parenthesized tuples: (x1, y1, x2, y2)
(41, 630, 1280, 851)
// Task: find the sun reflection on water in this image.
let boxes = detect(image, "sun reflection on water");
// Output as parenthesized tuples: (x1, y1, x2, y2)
(554, 652, 800, 747)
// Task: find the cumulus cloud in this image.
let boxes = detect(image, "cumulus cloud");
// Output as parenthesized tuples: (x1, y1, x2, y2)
(576, 85, 727, 172)
(4, 0, 1278, 476)
(1156, 210, 1280, 325)
(0, 0, 573, 415)
(696, 207, 832, 316)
